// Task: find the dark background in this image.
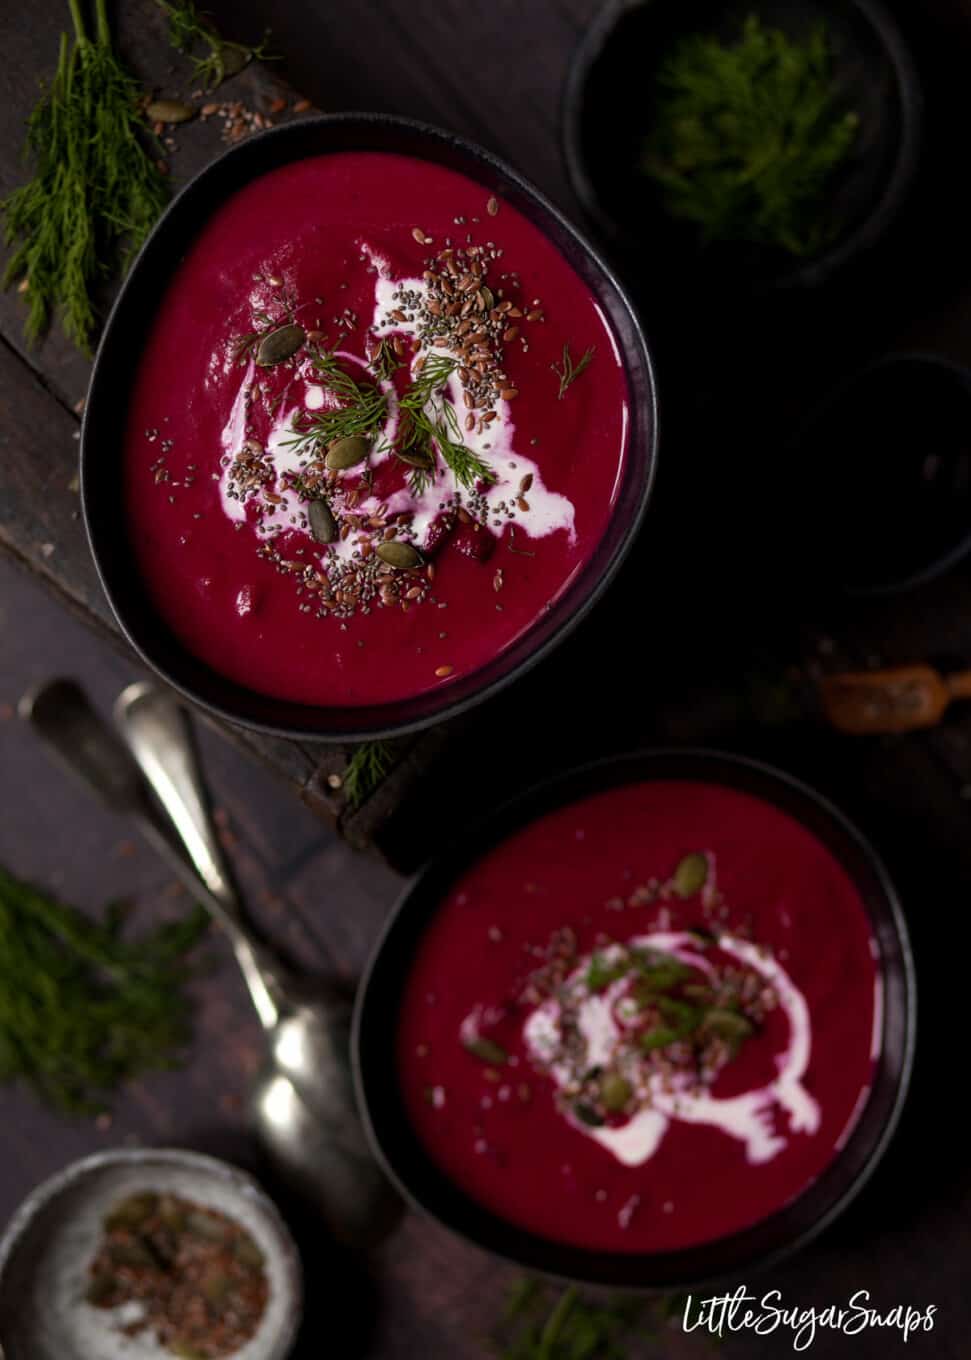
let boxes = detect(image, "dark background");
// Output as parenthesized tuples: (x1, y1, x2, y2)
(3, 0, 971, 1354)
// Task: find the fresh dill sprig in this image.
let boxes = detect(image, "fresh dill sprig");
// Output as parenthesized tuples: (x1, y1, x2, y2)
(1, 0, 169, 352)
(342, 741, 395, 809)
(155, 0, 275, 90)
(408, 464, 434, 498)
(0, 865, 208, 1115)
(490, 1278, 693, 1359)
(491, 1278, 646, 1360)
(551, 344, 595, 400)
(399, 354, 496, 490)
(286, 350, 389, 453)
(642, 14, 859, 256)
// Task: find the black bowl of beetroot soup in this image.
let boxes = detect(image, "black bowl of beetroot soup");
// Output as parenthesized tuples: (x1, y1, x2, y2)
(354, 750, 914, 1288)
(82, 115, 657, 741)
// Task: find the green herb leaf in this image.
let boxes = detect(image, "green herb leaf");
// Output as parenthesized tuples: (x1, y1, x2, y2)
(638, 1024, 680, 1052)
(0, 865, 207, 1114)
(642, 14, 859, 257)
(287, 351, 390, 454)
(585, 952, 628, 994)
(341, 740, 395, 809)
(398, 354, 496, 490)
(550, 344, 595, 400)
(1, 0, 169, 352)
(490, 1277, 673, 1360)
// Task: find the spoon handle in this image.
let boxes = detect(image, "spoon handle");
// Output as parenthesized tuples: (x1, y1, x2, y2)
(114, 683, 286, 1030)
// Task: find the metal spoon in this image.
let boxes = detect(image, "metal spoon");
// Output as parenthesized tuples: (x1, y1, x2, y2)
(21, 678, 399, 1248)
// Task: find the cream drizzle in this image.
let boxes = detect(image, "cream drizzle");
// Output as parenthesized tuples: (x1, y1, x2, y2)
(522, 931, 823, 1169)
(216, 244, 577, 566)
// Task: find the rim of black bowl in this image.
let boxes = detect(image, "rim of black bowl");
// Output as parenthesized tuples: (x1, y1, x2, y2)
(81, 113, 658, 744)
(561, 0, 923, 291)
(789, 351, 971, 596)
(353, 748, 916, 1291)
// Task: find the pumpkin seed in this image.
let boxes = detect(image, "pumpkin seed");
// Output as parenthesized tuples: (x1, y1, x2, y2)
(673, 851, 708, 898)
(638, 1025, 679, 1052)
(377, 541, 423, 570)
(256, 324, 305, 367)
(325, 435, 370, 470)
(600, 1072, 632, 1112)
(218, 43, 249, 79)
(702, 1008, 754, 1041)
(463, 1036, 507, 1065)
(480, 285, 495, 309)
(308, 498, 337, 544)
(146, 99, 196, 124)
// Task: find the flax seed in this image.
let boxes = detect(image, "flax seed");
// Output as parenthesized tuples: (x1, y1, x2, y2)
(435, 665, 454, 678)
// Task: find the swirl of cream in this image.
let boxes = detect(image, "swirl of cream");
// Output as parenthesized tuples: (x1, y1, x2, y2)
(522, 931, 821, 1169)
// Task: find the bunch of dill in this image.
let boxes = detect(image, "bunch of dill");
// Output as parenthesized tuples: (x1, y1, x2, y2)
(642, 14, 859, 257)
(0, 865, 208, 1114)
(1, 0, 169, 352)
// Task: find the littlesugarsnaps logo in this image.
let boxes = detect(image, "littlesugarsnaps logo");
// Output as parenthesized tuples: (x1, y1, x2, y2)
(681, 1287, 937, 1351)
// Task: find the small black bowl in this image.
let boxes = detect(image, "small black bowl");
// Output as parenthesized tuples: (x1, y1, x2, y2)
(82, 115, 657, 743)
(562, 0, 922, 291)
(784, 353, 971, 595)
(353, 749, 915, 1290)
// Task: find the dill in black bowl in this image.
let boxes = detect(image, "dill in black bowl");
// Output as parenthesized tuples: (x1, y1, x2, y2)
(642, 14, 859, 257)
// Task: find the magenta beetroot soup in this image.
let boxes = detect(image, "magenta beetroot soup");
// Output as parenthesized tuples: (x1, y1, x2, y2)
(396, 780, 882, 1254)
(123, 151, 630, 708)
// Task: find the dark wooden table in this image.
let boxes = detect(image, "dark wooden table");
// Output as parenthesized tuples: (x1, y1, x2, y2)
(3, 0, 971, 1354)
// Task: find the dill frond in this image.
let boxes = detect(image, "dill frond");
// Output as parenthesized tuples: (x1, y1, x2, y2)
(398, 354, 495, 490)
(550, 344, 595, 400)
(286, 350, 390, 453)
(643, 14, 859, 257)
(1, 0, 168, 353)
(342, 741, 395, 809)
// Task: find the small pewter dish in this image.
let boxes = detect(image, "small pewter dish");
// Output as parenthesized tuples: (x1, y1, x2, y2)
(0, 1148, 302, 1360)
